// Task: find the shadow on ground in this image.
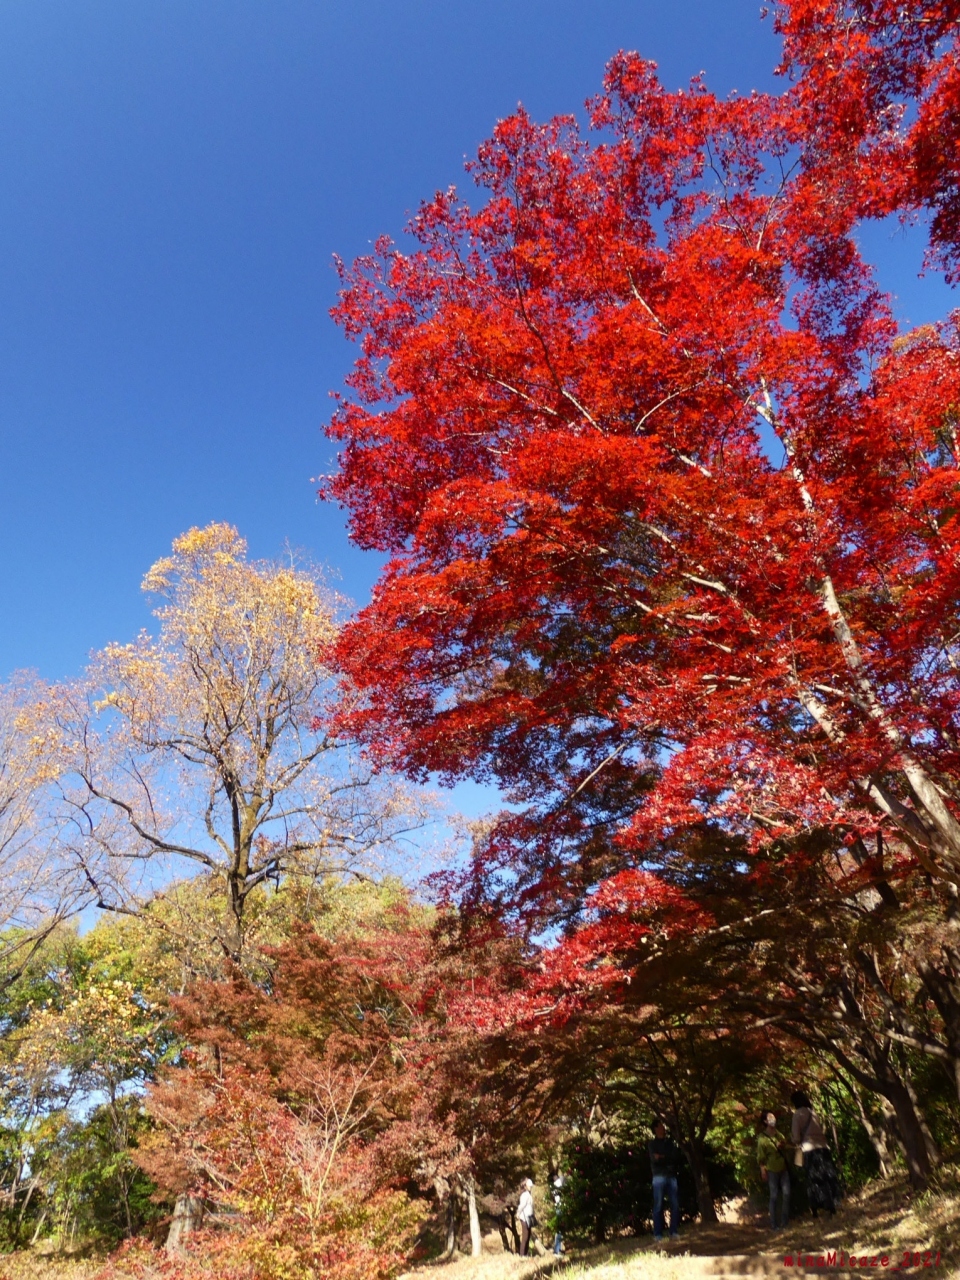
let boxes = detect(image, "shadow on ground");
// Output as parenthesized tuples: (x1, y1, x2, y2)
(402, 1174, 960, 1280)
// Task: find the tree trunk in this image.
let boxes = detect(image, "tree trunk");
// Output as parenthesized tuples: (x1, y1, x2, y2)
(109, 1097, 134, 1237)
(904, 1073, 940, 1173)
(165, 1193, 204, 1254)
(464, 1173, 482, 1257)
(442, 1190, 458, 1260)
(15, 1176, 40, 1249)
(818, 992, 941, 1189)
(683, 1142, 717, 1224)
(497, 1212, 513, 1253)
(917, 955, 960, 1106)
(507, 1207, 521, 1254)
(849, 1078, 892, 1179)
(877, 1074, 939, 1189)
(28, 1208, 48, 1247)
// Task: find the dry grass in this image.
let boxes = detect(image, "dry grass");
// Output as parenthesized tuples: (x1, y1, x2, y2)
(849, 1167, 960, 1271)
(402, 1171, 960, 1280)
(0, 1252, 100, 1280)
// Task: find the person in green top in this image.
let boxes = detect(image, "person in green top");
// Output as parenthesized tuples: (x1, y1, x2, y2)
(757, 1112, 790, 1229)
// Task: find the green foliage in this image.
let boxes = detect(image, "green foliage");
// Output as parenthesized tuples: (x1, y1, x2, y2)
(558, 1121, 737, 1243)
(813, 1081, 883, 1193)
(559, 1131, 652, 1242)
(906, 1055, 960, 1164)
(113, 871, 429, 988)
(0, 877, 432, 1256)
(0, 921, 176, 1250)
(705, 1058, 887, 1203)
(5, 1101, 164, 1248)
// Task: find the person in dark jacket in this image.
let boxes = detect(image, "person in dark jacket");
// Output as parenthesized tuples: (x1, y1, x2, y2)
(647, 1121, 681, 1241)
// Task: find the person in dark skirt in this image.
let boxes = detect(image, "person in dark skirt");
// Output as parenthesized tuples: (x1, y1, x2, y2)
(791, 1090, 842, 1216)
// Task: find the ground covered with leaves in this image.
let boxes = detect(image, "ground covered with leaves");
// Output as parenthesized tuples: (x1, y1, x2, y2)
(4, 1170, 956, 1280)
(401, 1172, 960, 1278)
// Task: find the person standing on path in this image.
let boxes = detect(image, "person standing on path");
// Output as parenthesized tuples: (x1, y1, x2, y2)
(517, 1177, 536, 1257)
(647, 1121, 682, 1242)
(791, 1091, 842, 1217)
(757, 1111, 790, 1229)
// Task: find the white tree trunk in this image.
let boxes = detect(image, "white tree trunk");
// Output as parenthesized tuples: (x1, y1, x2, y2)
(464, 1172, 482, 1257)
(165, 1192, 203, 1254)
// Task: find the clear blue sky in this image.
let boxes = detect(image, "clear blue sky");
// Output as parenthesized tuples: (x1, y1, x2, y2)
(0, 0, 953, 688)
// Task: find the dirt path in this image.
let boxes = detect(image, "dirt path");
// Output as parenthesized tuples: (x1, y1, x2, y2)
(402, 1178, 960, 1280)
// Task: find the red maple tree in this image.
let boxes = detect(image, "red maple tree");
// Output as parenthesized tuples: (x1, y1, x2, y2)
(114, 912, 565, 1273)
(323, 28, 960, 1194)
(774, 1, 960, 276)
(325, 45, 960, 905)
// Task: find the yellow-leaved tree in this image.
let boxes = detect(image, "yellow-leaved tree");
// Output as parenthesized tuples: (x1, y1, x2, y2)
(0, 675, 86, 978)
(52, 524, 428, 965)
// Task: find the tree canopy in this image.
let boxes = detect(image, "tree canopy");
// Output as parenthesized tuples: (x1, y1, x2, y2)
(50, 523, 427, 965)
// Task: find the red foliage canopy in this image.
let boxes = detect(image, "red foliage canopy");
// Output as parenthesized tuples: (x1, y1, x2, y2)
(775, 1, 960, 273)
(325, 39, 960, 907)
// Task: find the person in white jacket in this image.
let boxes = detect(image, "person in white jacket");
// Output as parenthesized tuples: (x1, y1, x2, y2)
(517, 1178, 535, 1256)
